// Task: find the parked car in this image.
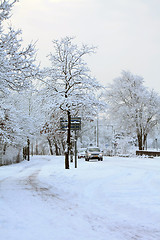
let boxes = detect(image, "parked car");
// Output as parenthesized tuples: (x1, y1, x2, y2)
(85, 147, 103, 161)
(78, 148, 86, 159)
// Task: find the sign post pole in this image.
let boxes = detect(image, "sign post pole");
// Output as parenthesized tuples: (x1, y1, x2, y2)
(60, 117, 81, 169)
(75, 129, 77, 168)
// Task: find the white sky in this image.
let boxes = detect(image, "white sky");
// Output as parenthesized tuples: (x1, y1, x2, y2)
(10, 0, 160, 91)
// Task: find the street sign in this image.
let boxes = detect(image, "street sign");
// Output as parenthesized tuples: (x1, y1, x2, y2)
(60, 117, 81, 131)
(60, 118, 68, 130)
(70, 117, 81, 130)
(60, 117, 81, 169)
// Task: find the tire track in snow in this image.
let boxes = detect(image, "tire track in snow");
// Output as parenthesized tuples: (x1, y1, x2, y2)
(25, 170, 59, 200)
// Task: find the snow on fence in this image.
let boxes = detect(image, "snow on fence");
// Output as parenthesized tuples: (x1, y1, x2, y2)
(136, 150, 160, 157)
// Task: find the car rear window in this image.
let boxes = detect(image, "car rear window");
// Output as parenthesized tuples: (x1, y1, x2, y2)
(88, 148, 100, 152)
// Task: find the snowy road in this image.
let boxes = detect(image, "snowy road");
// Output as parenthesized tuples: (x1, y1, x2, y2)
(0, 155, 160, 240)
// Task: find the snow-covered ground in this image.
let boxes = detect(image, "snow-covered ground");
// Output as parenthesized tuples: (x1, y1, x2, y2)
(0, 155, 160, 240)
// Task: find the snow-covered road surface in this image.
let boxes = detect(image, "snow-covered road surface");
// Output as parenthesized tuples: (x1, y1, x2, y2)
(0, 155, 160, 240)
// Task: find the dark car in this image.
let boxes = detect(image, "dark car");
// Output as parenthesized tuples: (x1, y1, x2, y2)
(85, 147, 103, 161)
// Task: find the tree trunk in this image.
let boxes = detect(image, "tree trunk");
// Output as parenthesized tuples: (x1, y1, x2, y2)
(31, 142, 34, 156)
(143, 134, 147, 150)
(47, 138, 53, 155)
(54, 141, 59, 155)
(61, 140, 65, 154)
(35, 140, 39, 155)
(23, 147, 27, 160)
(27, 138, 30, 161)
(137, 131, 143, 150)
(3, 143, 7, 155)
(137, 129, 147, 150)
(65, 110, 71, 169)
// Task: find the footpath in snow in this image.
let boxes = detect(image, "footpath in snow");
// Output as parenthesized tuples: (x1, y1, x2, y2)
(0, 155, 160, 240)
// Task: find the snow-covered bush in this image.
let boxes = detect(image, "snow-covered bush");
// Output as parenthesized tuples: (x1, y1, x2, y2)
(1, 146, 23, 166)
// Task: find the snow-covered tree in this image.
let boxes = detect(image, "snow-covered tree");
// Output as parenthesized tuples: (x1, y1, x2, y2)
(105, 70, 160, 150)
(0, 29, 38, 138)
(40, 110, 66, 156)
(42, 36, 103, 168)
(0, 0, 39, 164)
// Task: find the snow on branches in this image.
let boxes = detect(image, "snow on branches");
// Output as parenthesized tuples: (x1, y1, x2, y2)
(106, 70, 160, 150)
(42, 36, 103, 115)
(0, 0, 39, 145)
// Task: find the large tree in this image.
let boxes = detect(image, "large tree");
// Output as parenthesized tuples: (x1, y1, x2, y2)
(105, 70, 160, 150)
(0, 0, 39, 163)
(42, 36, 103, 168)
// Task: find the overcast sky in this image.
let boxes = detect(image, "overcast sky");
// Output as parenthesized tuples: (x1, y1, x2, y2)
(11, 0, 160, 91)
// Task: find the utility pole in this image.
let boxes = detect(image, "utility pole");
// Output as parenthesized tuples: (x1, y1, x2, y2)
(96, 115, 99, 147)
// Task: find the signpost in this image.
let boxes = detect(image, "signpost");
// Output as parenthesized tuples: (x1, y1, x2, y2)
(60, 117, 81, 168)
(60, 117, 81, 131)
